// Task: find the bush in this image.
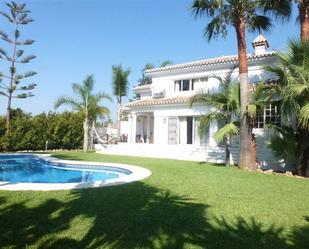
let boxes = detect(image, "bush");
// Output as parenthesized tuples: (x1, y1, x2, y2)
(0, 109, 83, 152)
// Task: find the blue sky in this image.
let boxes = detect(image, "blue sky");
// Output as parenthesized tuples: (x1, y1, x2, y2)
(0, 0, 299, 120)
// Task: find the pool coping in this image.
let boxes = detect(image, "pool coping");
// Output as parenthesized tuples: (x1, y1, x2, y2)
(0, 154, 152, 191)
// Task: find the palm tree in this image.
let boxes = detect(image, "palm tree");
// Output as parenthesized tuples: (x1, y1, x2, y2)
(54, 75, 111, 152)
(265, 39, 309, 176)
(111, 65, 130, 139)
(265, 40, 309, 128)
(190, 68, 240, 166)
(297, 0, 309, 41)
(192, 0, 291, 170)
(271, 1, 309, 41)
(159, 60, 173, 67)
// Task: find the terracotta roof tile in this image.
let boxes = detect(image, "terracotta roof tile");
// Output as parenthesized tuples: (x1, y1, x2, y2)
(126, 96, 190, 107)
(145, 52, 275, 74)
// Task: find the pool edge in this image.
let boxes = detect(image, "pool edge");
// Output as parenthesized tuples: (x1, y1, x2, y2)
(0, 154, 152, 191)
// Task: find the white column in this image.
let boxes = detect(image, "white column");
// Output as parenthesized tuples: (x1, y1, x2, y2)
(131, 113, 137, 144)
(127, 114, 132, 143)
(146, 114, 151, 143)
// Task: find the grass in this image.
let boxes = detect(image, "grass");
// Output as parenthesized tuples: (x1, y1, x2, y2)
(0, 151, 308, 249)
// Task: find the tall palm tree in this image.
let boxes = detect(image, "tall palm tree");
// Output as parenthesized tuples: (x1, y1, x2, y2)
(297, 0, 309, 41)
(272, 1, 309, 41)
(265, 39, 309, 176)
(190, 68, 240, 166)
(54, 75, 111, 152)
(112, 65, 130, 139)
(192, 0, 291, 170)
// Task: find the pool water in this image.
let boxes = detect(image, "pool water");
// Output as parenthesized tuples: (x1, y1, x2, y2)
(0, 155, 131, 184)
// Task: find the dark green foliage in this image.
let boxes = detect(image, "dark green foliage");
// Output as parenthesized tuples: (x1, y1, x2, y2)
(267, 125, 301, 168)
(265, 40, 309, 175)
(0, 1, 37, 134)
(0, 1, 37, 99)
(0, 109, 83, 152)
(191, 0, 291, 41)
(112, 65, 130, 104)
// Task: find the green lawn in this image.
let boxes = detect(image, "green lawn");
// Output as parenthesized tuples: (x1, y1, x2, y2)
(0, 152, 308, 249)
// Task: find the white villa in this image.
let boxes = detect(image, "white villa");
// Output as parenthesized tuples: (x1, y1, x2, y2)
(96, 35, 286, 171)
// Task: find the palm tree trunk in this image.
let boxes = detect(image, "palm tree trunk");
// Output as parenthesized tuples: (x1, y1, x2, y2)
(235, 21, 255, 170)
(83, 117, 89, 152)
(117, 103, 122, 139)
(299, 1, 309, 42)
(89, 121, 94, 150)
(226, 134, 231, 167)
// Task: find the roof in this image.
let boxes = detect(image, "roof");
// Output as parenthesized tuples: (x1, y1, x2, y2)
(126, 96, 190, 107)
(145, 52, 275, 75)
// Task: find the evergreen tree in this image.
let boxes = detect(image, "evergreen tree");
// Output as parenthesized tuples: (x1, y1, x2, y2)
(0, 1, 37, 135)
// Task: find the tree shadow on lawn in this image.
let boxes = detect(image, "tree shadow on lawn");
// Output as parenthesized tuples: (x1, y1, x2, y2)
(0, 183, 308, 249)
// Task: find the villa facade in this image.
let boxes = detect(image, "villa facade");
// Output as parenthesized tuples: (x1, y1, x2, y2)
(97, 36, 286, 170)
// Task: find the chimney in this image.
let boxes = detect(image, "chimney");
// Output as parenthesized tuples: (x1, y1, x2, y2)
(252, 35, 269, 55)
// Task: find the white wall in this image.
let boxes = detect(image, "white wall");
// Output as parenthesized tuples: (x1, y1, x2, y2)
(149, 63, 274, 99)
(120, 120, 129, 135)
(139, 92, 151, 100)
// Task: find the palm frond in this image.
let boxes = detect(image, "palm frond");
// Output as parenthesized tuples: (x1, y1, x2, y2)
(198, 112, 226, 137)
(189, 91, 224, 109)
(96, 92, 113, 102)
(160, 60, 173, 67)
(249, 15, 272, 33)
(284, 83, 308, 99)
(298, 103, 309, 129)
(214, 122, 239, 143)
(247, 104, 257, 120)
(54, 96, 81, 110)
(83, 75, 95, 93)
(261, 0, 292, 20)
(112, 65, 130, 103)
(204, 14, 226, 41)
(192, 0, 222, 18)
(72, 83, 87, 103)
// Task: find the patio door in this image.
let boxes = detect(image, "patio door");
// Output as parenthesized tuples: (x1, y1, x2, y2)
(168, 117, 178, 145)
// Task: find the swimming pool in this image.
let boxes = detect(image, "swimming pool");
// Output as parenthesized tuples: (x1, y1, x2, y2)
(0, 154, 151, 191)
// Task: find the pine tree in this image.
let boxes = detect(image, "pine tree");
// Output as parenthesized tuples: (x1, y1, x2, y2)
(0, 1, 37, 135)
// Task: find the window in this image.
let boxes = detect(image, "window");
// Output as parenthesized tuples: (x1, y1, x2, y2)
(174, 79, 193, 92)
(182, 80, 190, 91)
(254, 104, 281, 128)
(174, 81, 181, 92)
(187, 117, 193, 144)
(191, 80, 196, 90)
(175, 78, 208, 92)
